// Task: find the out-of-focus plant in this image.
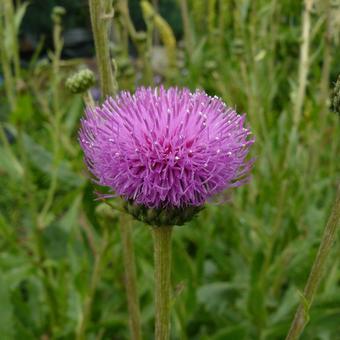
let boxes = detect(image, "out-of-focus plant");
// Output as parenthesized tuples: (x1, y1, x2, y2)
(141, 0, 177, 75)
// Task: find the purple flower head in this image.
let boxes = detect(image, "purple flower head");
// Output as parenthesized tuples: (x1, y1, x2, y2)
(79, 87, 254, 208)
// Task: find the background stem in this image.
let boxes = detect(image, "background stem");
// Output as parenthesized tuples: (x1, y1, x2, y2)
(152, 226, 173, 340)
(178, 0, 193, 54)
(119, 216, 142, 340)
(89, 0, 117, 97)
(88, 2, 142, 339)
(76, 226, 110, 340)
(286, 185, 340, 340)
(293, 0, 313, 128)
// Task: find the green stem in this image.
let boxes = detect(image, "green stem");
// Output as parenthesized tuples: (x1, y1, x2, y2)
(39, 12, 63, 226)
(293, 0, 313, 128)
(319, 0, 332, 117)
(285, 185, 340, 340)
(34, 226, 60, 330)
(0, 3, 16, 110)
(152, 226, 173, 340)
(4, 0, 21, 81)
(15, 124, 60, 332)
(83, 90, 95, 108)
(178, 0, 193, 54)
(89, 0, 117, 97)
(76, 226, 110, 340)
(119, 216, 142, 340)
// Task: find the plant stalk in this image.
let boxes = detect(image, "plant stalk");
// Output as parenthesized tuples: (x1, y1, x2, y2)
(0, 2, 16, 110)
(89, 0, 117, 97)
(3, 0, 21, 81)
(285, 185, 340, 340)
(88, 3, 142, 339)
(319, 0, 332, 117)
(152, 226, 173, 340)
(178, 0, 193, 53)
(76, 226, 110, 340)
(293, 0, 313, 127)
(119, 216, 142, 340)
(39, 9, 64, 226)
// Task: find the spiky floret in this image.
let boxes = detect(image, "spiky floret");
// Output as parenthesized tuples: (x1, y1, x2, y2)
(79, 86, 254, 209)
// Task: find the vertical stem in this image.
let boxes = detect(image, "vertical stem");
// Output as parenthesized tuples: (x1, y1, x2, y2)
(0, 2, 16, 110)
(284, 0, 313, 170)
(88, 3, 142, 339)
(319, 0, 332, 117)
(83, 90, 95, 108)
(76, 226, 110, 340)
(207, 0, 216, 38)
(293, 0, 313, 127)
(178, 0, 193, 53)
(152, 226, 173, 340)
(218, 0, 227, 48)
(39, 10, 64, 224)
(286, 185, 340, 340)
(119, 217, 142, 340)
(89, 0, 117, 97)
(3, 0, 21, 81)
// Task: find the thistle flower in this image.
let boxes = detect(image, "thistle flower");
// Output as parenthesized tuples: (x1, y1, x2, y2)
(79, 87, 254, 224)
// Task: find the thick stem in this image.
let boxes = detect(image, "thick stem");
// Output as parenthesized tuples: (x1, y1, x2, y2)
(89, 0, 117, 97)
(152, 226, 173, 340)
(286, 185, 340, 340)
(119, 217, 142, 340)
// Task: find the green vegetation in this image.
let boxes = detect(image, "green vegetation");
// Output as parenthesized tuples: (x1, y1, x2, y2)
(0, 0, 339, 339)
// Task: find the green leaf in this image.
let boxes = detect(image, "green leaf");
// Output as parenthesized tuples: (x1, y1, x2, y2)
(0, 275, 15, 339)
(59, 194, 82, 233)
(211, 324, 248, 340)
(10, 94, 34, 124)
(22, 134, 84, 188)
(0, 145, 23, 180)
(14, 2, 29, 30)
(247, 283, 267, 328)
(197, 282, 238, 315)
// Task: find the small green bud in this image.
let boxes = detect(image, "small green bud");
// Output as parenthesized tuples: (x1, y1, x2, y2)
(135, 32, 147, 44)
(232, 38, 245, 56)
(124, 200, 203, 227)
(204, 60, 217, 72)
(66, 69, 96, 94)
(111, 45, 124, 55)
(52, 6, 66, 23)
(53, 6, 66, 16)
(331, 75, 340, 115)
(96, 203, 116, 218)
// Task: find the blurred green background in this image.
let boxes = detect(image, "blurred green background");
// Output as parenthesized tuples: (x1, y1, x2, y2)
(0, 0, 339, 339)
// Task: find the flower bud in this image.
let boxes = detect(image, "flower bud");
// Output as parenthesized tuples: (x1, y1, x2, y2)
(66, 69, 96, 94)
(135, 32, 147, 44)
(52, 6, 66, 24)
